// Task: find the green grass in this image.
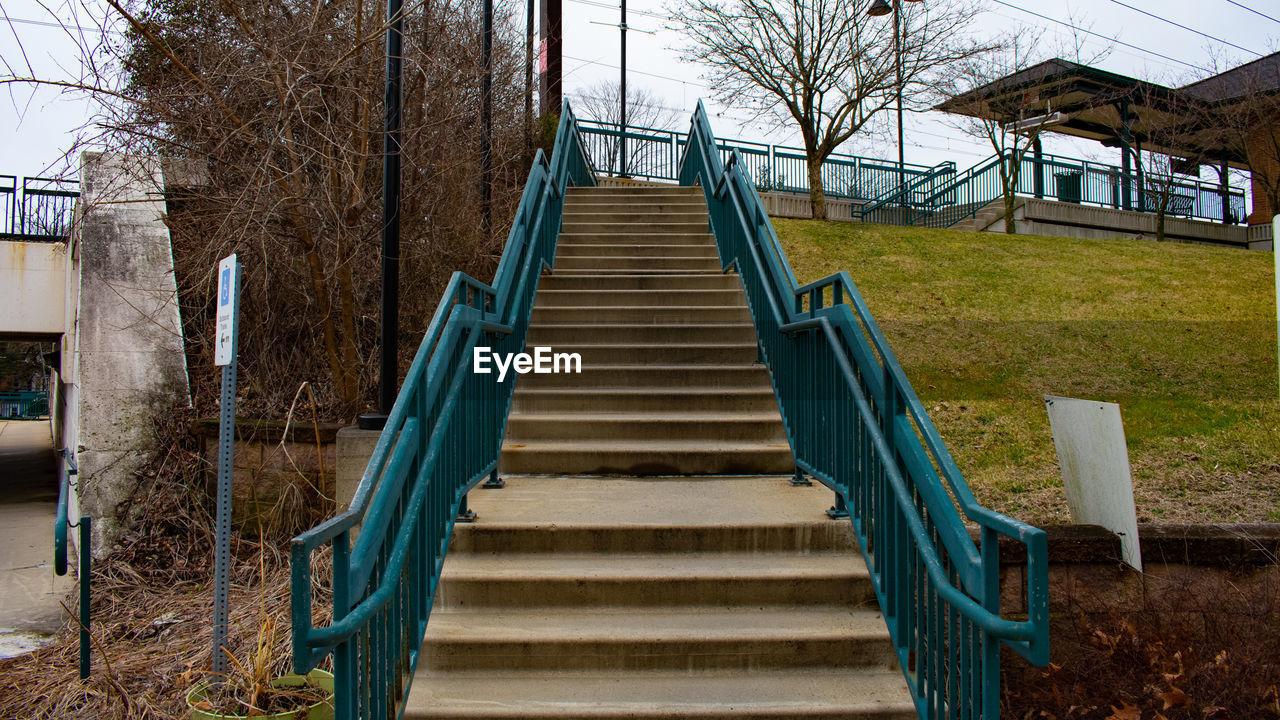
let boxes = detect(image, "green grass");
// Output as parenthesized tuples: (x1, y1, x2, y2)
(773, 219, 1280, 525)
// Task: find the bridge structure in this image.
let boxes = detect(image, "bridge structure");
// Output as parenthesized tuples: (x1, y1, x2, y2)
(287, 102, 1051, 720)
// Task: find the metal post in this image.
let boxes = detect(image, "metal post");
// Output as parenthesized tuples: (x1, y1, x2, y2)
(377, 0, 405, 422)
(894, 0, 904, 199)
(619, 0, 629, 178)
(525, 0, 534, 160)
(211, 278, 240, 678)
(1220, 162, 1231, 224)
(1032, 136, 1044, 199)
(482, 0, 493, 235)
(1118, 101, 1132, 211)
(78, 517, 90, 680)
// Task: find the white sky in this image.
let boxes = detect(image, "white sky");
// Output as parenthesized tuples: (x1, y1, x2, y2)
(2, 0, 1277, 180)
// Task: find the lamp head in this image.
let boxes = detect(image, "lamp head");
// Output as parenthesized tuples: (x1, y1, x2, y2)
(866, 0, 893, 16)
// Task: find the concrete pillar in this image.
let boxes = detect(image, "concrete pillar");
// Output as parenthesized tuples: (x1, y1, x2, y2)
(69, 153, 191, 555)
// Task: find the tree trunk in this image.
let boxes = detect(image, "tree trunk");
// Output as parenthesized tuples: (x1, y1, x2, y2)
(806, 155, 827, 221)
(1156, 209, 1166, 242)
(1000, 159, 1017, 234)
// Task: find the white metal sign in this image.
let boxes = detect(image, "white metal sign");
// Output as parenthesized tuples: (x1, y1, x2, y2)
(214, 254, 239, 366)
(1045, 395, 1142, 571)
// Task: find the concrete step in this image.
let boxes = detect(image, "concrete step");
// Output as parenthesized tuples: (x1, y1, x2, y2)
(406, 668, 916, 720)
(524, 342, 757, 365)
(504, 413, 787, 442)
(563, 201, 709, 215)
(567, 186, 701, 197)
(562, 211, 709, 225)
(556, 232, 717, 246)
(553, 255, 721, 272)
(448, 476, 852, 550)
(555, 243, 718, 258)
(420, 607, 895, 671)
(498, 439, 794, 475)
(513, 364, 772, 390)
(533, 289, 746, 308)
(526, 323, 758, 345)
(530, 305, 751, 325)
(537, 274, 741, 291)
(510, 387, 781, 414)
(435, 550, 868, 607)
(561, 221, 710, 234)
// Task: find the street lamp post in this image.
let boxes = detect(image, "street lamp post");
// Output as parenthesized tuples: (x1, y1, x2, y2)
(867, 0, 920, 197)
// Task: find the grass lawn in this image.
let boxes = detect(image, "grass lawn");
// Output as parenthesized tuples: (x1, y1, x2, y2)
(773, 218, 1280, 526)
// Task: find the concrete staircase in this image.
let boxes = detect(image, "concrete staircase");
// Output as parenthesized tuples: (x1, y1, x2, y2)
(500, 184, 793, 475)
(947, 198, 1018, 232)
(406, 476, 916, 719)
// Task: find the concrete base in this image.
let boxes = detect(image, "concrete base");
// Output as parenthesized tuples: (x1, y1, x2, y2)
(336, 426, 381, 513)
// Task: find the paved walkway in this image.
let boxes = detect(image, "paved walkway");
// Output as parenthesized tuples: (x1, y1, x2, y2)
(0, 420, 73, 658)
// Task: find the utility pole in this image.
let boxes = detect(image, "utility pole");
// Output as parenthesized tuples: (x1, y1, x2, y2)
(619, 0, 629, 177)
(525, 0, 534, 159)
(540, 0, 562, 116)
(482, 0, 493, 236)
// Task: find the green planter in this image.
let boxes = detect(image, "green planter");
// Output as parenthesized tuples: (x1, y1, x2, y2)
(186, 668, 334, 720)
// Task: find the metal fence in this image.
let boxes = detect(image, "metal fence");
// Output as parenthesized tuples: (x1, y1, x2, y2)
(576, 119, 940, 202)
(1, 175, 79, 240)
(0, 391, 49, 418)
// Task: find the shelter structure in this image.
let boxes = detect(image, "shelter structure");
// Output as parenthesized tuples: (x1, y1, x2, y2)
(937, 53, 1280, 226)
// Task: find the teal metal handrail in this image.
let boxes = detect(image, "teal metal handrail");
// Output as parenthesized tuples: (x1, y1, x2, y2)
(680, 101, 1048, 719)
(288, 101, 595, 720)
(0, 390, 50, 418)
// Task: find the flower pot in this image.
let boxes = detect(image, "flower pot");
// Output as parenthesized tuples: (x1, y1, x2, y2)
(186, 668, 334, 720)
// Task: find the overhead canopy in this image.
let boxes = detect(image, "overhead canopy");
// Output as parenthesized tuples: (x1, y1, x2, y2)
(935, 54, 1280, 171)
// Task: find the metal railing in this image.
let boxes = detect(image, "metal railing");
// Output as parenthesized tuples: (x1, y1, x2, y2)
(288, 101, 595, 720)
(1, 176, 78, 240)
(576, 119, 938, 202)
(0, 390, 49, 418)
(680, 100, 1049, 719)
(866, 151, 1248, 230)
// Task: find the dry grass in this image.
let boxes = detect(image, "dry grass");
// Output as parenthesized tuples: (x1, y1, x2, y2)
(774, 219, 1280, 525)
(0, 413, 332, 720)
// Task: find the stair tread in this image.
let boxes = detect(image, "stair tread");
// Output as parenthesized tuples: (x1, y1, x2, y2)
(502, 439, 790, 451)
(406, 668, 915, 717)
(506, 412, 781, 422)
(425, 607, 889, 642)
(513, 387, 775, 394)
(443, 551, 863, 581)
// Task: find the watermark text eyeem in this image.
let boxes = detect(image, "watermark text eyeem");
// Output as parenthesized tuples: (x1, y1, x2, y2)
(472, 346, 582, 382)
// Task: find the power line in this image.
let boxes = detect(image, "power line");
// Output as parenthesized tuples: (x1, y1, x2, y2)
(1107, 0, 1263, 58)
(564, 0, 670, 22)
(987, 0, 1212, 73)
(1, 14, 114, 35)
(1224, 0, 1280, 26)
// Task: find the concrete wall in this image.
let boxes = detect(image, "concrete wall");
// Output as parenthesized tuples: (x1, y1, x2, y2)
(0, 241, 68, 337)
(996, 198, 1257, 249)
(65, 153, 191, 554)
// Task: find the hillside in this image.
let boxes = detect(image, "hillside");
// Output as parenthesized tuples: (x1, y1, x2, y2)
(773, 219, 1279, 526)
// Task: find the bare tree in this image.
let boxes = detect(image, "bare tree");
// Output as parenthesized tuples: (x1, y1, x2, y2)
(572, 79, 681, 175)
(1199, 61, 1280, 226)
(3, 0, 533, 418)
(670, 0, 987, 220)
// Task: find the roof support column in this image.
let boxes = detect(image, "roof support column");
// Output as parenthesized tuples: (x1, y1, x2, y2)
(1219, 162, 1232, 225)
(1033, 136, 1044, 199)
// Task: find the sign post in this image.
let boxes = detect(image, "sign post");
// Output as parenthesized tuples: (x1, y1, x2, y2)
(211, 254, 241, 678)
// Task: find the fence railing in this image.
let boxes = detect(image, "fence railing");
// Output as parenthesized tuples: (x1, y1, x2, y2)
(576, 119, 938, 202)
(1, 176, 79, 240)
(867, 150, 1248, 230)
(0, 390, 49, 418)
(680, 100, 1049, 719)
(288, 101, 595, 720)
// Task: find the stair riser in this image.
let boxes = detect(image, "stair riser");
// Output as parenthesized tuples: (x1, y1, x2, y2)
(554, 256, 721, 272)
(504, 417, 787, 442)
(511, 366, 772, 389)
(420, 636, 896, 672)
(406, 706, 917, 720)
(537, 275, 740, 291)
(510, 390, 780, 414)
(526, 325, 757, 344)
(555, 244, 716, 258)
(534, 290, 744, 307)
(449, 524, 857, 554)
(557, 232, 716, 246)
(566, 188, 701, 198)
(530, 307, 751, 324)
(563, 202, 709, 215)
(562, 221, 710, 234)
(435, 575, 876, 608)
(498, 446, 794, 475)
(562, 211, 709, 225)
(518, 344, 757, 364)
